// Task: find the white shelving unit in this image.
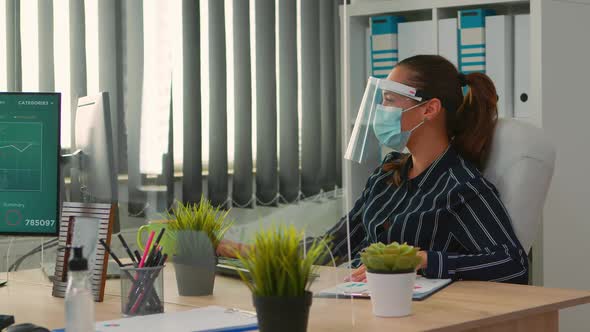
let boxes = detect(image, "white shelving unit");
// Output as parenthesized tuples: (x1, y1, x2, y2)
(340, 0, 537, 208)
(340, 1, 590, 330)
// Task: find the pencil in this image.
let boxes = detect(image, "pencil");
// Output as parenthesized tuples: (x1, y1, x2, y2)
(139, 231, 155, 268)
(99, 239, 124, 267)
(154, 227, 166, 246)
(118, 234, 137, 265)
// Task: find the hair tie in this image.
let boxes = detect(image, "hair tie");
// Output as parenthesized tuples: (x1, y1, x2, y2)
(458, 73, 468, 87)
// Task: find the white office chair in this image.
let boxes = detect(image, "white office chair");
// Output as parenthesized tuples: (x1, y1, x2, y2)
(483, 118, 556, 253)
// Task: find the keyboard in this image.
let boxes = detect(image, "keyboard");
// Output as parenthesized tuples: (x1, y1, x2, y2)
(216, 257, 249, 278)
(215, 257, 320, 280)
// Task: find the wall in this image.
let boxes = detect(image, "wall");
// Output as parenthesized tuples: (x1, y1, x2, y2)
(541, 0, 590, 330)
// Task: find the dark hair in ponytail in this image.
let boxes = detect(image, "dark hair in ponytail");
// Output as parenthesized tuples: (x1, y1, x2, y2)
(383, 55, 498, 185)
(452, 72, 498, 166)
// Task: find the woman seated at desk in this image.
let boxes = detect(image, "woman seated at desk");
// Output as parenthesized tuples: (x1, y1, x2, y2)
(219, 55, 528, 285)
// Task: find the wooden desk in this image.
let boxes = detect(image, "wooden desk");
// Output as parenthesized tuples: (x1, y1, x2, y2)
(3, 266, 590, 331)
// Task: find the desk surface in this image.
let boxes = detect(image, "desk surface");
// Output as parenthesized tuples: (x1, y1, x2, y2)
(3, 266, 590, 332)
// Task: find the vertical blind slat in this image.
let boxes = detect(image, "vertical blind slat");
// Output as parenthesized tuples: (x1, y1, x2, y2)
(6, 0, 21, 92)
(207, 0, 228, 207)
(38, 0, 54, 92)
(319, 0, 337, 191)
(123, 0, 147, 211)
(92, 0, 121, 173)
(114, 1, 127, 174)
(278, 0, 299, 202)
(334, 0, 342, 187)
(181, 0, 202, 204)
(231, 0, 253, 207)
(70, 0, 87, 148)
(300, 0, 321, 197)
(253, 0, 278, 205)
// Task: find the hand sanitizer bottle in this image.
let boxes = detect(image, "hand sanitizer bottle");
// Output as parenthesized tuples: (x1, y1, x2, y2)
(65, 247, 95, 332)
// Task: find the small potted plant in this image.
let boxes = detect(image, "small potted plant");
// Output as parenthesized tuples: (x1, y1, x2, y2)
(168, 197, 233, 296)
(360, 242, 422, 317)
(236, 225, 328, 332)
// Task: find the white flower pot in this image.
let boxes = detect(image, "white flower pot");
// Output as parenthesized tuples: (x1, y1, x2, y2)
(366, 271, 416, 317)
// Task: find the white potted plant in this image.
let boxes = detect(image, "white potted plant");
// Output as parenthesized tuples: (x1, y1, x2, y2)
(360, 242, 422, 317)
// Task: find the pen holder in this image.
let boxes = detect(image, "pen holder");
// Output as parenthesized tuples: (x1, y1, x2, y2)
(120, 265, 165, 317)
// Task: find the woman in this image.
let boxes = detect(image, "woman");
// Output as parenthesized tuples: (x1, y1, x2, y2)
(219, 55, 528, 284)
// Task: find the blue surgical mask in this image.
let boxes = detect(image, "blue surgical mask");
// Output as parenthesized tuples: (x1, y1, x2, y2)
(372, 102, 426, 152)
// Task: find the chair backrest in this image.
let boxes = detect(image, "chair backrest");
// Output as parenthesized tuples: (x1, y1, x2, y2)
(483, 118, 556, 252)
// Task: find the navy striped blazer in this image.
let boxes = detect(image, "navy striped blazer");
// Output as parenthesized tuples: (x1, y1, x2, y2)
(326, 146, 529, 284)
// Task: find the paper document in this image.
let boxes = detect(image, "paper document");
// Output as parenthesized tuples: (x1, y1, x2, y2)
(317, 276, 452, 301)
(52, 306, 258, 332)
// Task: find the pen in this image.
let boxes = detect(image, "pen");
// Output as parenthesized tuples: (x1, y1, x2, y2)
(134, 250, 142, 263)
(155, 246, 163, 265)
(144, 246, 155, 268)
(145, 228, 165, 267)
(118, 234, 138, 266)
(99, 239, 135, 280)
(159, 253, 168, 266)
(146, 246, 161, 267)
(99, 239, 124, 267)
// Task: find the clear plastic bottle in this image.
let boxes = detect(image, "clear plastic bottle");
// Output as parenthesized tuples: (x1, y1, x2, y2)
(65, 247, 95, 332)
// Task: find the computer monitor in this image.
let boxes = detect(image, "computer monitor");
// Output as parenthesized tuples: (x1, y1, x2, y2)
(0, 93, 61, 236)
(71, 92, 119, 232)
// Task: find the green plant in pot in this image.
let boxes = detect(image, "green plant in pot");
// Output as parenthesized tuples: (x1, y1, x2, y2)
(360, 242, 422, 317)
(236, 225, 329, 332)
(167, 197, 233, 296)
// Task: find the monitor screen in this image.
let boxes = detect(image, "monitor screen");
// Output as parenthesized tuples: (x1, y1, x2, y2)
(0, 93, 60, 236)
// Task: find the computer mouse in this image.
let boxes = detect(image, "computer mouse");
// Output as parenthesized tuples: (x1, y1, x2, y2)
(6, 323, 50, 332)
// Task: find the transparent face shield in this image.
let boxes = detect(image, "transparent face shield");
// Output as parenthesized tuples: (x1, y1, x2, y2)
(344, 77, 424, 164)
(319, 75, 429, 324)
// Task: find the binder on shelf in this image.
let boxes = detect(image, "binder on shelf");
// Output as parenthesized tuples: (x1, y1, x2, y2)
(514, 14, 530, 119)
(438, 18, 458, 67)
(486, 15, 514, 118)
(458, 9, 495, 74)
(370, 15, 404, 78)
(366, 27, 371, 79)
(398, 20, 436, 62)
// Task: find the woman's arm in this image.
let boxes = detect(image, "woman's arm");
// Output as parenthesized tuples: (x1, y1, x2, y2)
(216, 238, 251, 258)
(218, 180, 371, 260)
(301, 192, 368, 265)
(422, 178, 529, 284)
(302, 163, 393, 264)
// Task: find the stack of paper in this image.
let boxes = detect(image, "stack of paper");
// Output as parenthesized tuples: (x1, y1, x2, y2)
(317, 276, 452, 301)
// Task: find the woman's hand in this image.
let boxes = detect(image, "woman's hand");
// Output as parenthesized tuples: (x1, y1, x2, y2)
(345, 265, 367, 283)
(343, 251, 428, 282)
(417, 250, 428, 270)
(216, 239, 250, 258)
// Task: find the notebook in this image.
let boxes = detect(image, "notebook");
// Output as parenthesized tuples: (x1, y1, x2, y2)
(317, 276, 452, 301)
(53, 306, 258, 332)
